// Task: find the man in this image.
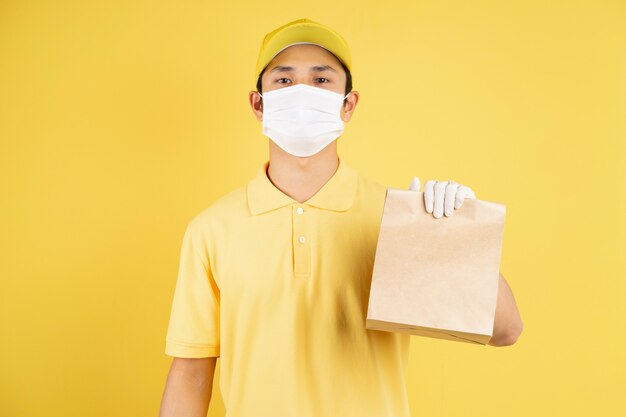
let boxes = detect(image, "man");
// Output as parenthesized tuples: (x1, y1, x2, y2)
(159, 18, 523, 417)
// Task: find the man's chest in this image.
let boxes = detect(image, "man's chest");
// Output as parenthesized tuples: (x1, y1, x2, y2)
(211, 206, 380, 301)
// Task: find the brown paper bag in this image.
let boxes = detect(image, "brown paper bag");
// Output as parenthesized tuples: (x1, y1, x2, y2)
(365, 187, 506, 345)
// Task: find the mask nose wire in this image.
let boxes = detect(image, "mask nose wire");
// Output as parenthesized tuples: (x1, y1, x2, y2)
(258, 90, 349, 99)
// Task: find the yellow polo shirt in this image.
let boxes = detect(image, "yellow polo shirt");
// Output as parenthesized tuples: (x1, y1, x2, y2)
(165, 157, 411, 417)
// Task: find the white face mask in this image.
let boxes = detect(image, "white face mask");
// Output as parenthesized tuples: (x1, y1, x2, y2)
(258, 83, 351, 157)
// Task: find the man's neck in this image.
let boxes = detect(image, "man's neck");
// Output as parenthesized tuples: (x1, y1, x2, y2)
(266, 142, 340, 204)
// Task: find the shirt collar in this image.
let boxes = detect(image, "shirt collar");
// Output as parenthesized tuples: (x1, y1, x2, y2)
(247, 157, 359, 215)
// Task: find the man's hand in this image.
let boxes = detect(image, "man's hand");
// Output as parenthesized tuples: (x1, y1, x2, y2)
(408, 177, 477, 219)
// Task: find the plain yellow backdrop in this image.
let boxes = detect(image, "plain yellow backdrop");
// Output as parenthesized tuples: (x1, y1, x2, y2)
(1, 1, 624, 416)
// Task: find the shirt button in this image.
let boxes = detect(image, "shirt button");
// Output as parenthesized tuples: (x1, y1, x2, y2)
(296, 207, 304, 215)
(298, 235, 306, 244)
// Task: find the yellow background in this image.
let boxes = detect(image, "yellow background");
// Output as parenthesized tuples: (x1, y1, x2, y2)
(1, 1, 624, 416)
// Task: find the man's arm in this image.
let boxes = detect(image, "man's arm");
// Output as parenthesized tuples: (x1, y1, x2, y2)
(488, 272, 524, 347)
(159, 357, 218, 417)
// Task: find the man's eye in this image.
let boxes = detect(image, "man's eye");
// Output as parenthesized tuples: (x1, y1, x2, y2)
(277, 78, 291, 83)
(316, 78, 329, 83)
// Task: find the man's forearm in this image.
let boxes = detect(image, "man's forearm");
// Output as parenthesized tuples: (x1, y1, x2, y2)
(159, 357, 217, 417)
(488, 273, 524, 346)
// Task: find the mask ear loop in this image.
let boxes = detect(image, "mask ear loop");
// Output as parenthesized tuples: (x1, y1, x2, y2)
(256, 91, 263, 111)
(342, 91, 352, 107)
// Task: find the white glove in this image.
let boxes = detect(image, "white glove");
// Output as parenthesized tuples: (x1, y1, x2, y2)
(408, 177, 477, 219)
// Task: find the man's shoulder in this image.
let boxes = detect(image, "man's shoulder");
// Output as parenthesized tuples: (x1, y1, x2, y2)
(354, 168, 388, 199)
(187, 184, 248, 231)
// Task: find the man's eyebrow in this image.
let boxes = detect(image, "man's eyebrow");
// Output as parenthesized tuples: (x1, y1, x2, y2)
(268, 65, 338, 73)
(311, 65, 337, 73)
(269, 65, 294, 73)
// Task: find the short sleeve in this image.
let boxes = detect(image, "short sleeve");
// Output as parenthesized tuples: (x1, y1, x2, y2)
(165, 221, 220, 358)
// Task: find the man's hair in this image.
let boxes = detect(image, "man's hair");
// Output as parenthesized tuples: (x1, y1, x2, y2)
(256, 59, 353, 104)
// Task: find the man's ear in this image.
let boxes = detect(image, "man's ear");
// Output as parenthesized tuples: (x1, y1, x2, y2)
(249, 91, 263, 121)
(341, 90, 359, 122)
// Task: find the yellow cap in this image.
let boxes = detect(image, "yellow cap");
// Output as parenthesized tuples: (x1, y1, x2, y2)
(254, 18, 352, 82)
